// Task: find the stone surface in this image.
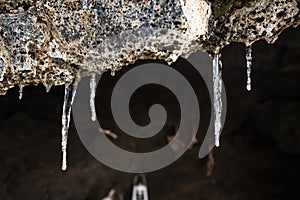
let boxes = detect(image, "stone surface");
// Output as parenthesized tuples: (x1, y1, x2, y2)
(0, 0, 299, 94)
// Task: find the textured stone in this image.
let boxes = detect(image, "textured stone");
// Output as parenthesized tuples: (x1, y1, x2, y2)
(0, 0, 299, 94)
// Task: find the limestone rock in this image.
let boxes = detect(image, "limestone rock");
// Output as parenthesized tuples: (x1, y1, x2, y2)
(0, 0, 299, 94)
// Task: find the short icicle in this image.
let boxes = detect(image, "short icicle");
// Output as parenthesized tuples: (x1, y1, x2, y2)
(0, 58, 6, 82)
(213, 51, 223, 147)
(111, 69, 115, 77)
(61, 78, 78, 171)
(246, 44, 253, 91)
(45, 84, 52, 93)
(19, 85, 23, 100)
(90, 73, 97, 122)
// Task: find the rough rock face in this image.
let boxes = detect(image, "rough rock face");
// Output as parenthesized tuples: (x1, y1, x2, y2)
(0, 0, 299, 94)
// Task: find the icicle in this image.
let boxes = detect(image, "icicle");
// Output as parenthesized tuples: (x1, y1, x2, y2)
(111, 69, 115, 77)
(245, 44, 253, 91)
(19, 85, 23, 100)
(213, 52, 223, 147)
(0, 70, 4, 82)
(45, 84, 52, 93)
(0, 58, 6, 82)
(90, 73, 97, 121)
(61, 78, 78, 171)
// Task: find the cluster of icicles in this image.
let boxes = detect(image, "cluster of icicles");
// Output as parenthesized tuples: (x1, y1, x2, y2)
(16, 45, 254, 171)
(213, 43, 253, 147)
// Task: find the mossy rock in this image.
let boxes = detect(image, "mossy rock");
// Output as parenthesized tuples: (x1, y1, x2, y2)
(210, 0, 248, 17)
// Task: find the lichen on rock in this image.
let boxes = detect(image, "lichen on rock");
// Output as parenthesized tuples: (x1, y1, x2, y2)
(0, 0, 299, 94)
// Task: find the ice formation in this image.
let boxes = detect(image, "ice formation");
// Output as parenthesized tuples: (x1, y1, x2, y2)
(90, 73, 97, 122)
(61, 79, 78, 171)
(213, 52, 223, 147)
(0, 57, 5, 82)
(0, 0, 299, 170)
(18, 85, 23, 100)
(246, 44, 253, 91)
(111, 70, 115, 77)
(45, 84, 52, 93)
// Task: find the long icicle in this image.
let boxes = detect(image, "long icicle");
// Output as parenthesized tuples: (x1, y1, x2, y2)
(246, 44, 253, 91)
(90, 73, 97, 122)
(213, 51, 223, 147)
(61, 78, 78, 171)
